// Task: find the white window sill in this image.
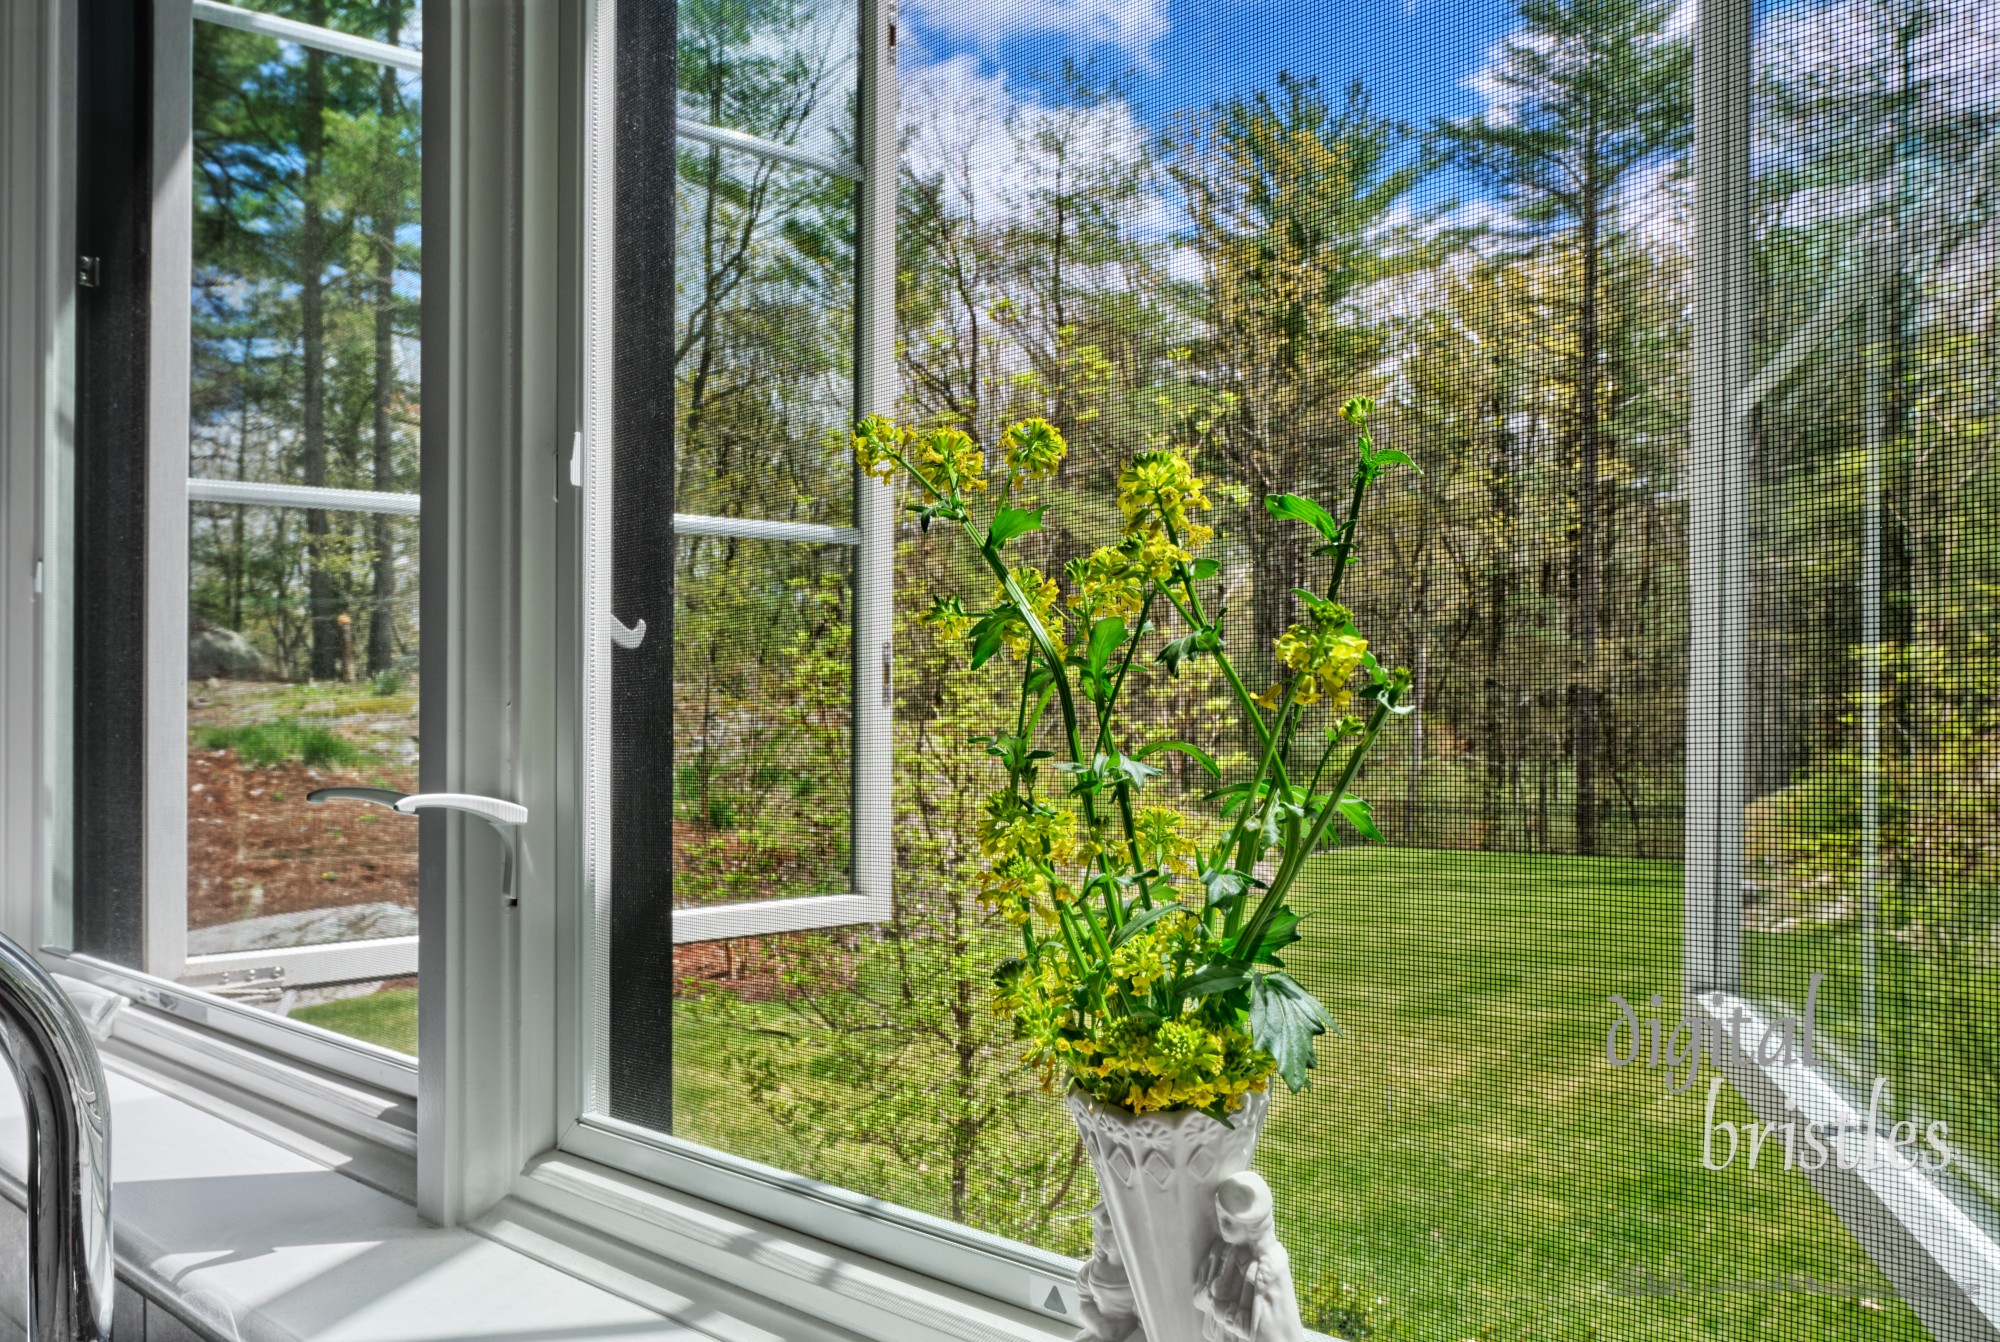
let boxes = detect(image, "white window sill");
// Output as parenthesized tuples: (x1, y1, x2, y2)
(1698, 992, 2000, 1340)
(0, 982, 1092, 1342)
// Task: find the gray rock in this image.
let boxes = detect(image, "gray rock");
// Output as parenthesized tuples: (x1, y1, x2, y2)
(188, 626, 270, 680)
(186, 902, 419, 955)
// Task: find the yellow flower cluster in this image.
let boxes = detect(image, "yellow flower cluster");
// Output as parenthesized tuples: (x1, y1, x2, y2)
(1260, 601, 1370, 709)
(1117, 449, 1214, 552)
(997, 566, 1066, 660)
(975, 794, 1079, 926)
(851, 413, 905, 483)
(1000, 417, 1067, 480)
(1067, 543, 1146, 621)
(918, 594, 972, 644)
(996, 910, 1275, 1116)
(919, 426, 988, 493)
(1132, 805, 1199, 884)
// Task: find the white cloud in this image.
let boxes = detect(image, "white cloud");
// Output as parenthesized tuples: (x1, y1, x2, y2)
(906, 0, 1170, 66)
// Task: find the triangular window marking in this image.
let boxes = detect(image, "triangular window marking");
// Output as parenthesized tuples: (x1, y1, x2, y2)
(1044, 1285, 1066, 1314)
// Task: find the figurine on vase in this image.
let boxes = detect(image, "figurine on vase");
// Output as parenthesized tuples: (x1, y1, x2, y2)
(1075, 1201, 1147, 1342)
(1191, 1173, 1304, 1342)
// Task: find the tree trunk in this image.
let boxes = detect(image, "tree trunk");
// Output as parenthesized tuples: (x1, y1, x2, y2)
(1571, 164, 1605, 857)
(1481, 395, 1514, 852)
(300, 14, 340, 681)
(368, 50, 402, 676)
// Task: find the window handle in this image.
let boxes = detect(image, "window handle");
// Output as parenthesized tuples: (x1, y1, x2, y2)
(308, 788, 530, 906)
(609, 614, 647, 650)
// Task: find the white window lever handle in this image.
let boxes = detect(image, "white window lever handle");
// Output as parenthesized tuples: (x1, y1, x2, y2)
(609, 615, 647, 650)
(308, 789, 530, 906)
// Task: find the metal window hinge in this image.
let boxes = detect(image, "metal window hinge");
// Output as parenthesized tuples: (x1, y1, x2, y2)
(309, 788, 530, 906)
(77, 256, 101, 288)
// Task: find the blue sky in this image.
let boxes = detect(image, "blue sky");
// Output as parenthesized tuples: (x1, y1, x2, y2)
(902, 0, 1526, 210)
(902, 0, 1523, 132)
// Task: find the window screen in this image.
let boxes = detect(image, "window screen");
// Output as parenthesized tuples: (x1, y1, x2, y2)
(594, 0, 2000, 1332)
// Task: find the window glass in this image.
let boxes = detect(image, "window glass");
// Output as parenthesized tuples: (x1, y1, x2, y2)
(181, 2, 422, 1050)
(1743, 0, 2000, 1223)
(678, 0, 858, 162)
(674, 147, 856, 525)
(603, 0, 1999, 1332)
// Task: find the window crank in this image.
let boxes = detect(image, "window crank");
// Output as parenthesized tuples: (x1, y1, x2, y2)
(308, 788, 529, 906)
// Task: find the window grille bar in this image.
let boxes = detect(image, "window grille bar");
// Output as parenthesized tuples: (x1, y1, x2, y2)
(191, 0, 422, 73)
(672, 513, 860, 546)
(188, 477, 422, 515)
(676, 118, 862, 182)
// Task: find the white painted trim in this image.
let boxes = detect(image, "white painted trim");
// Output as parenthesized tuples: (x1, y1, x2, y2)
(517, 1146, 1079, 1342)
(674, 512, 860, 546)
(676, 118, 861, 182)
(850, 0, 897, 952)
(148, 0, 195, 985)
(184, 933, 419, 987)
(46, 948, 418, 1096)
(1697, 993, 2000, 1340)
(669, 892, 885, 943)
(1686, 0, 1752, 994)
(190, 0, 422, 73)
(187, 476, 423, 515)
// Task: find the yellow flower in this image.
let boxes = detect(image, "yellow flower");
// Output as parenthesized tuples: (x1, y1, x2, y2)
(1133, 806, 1199, 881)
(852, 414, 906, 483)
(918, 425, 988, 493)
(1000, 417, 1067, 480)
(1117, 449, 1214, 552)
(1067, 543, 1145, 621)
(918, 593, 972, 644)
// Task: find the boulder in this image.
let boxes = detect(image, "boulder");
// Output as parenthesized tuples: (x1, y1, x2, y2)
(188, 626, 270, 680)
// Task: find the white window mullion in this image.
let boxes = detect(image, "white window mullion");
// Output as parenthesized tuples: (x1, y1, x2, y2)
(851, 0, 898, 934)
(147, 0, 195, 985)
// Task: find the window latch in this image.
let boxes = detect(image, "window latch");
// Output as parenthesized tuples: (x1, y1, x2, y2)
(609, 614, 647, 650)
(308, 788, 530, 907)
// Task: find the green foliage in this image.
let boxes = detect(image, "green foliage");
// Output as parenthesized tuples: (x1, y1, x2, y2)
(195, 720, 366, 769)
(291, 988, 418, 1055)
(1302, 1278, 1407, 1340)
(853, 403, 1413, 1119)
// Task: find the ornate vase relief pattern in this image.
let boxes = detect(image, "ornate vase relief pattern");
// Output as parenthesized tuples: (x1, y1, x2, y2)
(1068, 1087, 1300, 1342)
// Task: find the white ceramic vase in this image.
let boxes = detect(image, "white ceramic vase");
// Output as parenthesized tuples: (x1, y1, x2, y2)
(1067, 1086, 1270, 1342)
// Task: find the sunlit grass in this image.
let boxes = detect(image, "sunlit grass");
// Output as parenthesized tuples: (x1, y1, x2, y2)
(291, 987, 417, 1055)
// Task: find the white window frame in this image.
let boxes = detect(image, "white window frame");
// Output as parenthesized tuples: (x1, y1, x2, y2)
(1686, 0, 2000, 1332)
(7, 0, 1994, 1336)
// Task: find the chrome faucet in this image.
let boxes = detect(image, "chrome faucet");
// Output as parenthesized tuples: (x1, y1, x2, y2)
(0, 935, 113, 1340)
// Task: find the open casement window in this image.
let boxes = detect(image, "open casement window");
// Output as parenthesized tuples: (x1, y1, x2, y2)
(52, 0, 427, 1076)
(578, 0, 894, 1018)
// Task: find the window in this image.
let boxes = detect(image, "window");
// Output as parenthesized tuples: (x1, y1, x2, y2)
(570, 0, 2000, 1336)
(52, 0, 427, 1065)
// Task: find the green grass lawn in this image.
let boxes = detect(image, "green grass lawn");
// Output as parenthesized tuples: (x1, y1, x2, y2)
(677, 848, 1931, 1342)
(291, 987, 418, 1055)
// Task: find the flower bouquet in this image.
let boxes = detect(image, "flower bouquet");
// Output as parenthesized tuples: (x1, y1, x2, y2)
(851, 399, 1413, 1341)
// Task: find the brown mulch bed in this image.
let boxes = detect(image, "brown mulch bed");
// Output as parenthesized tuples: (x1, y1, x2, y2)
(187, 750, 419, 930)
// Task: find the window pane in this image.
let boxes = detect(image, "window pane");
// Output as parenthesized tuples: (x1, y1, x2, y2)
(645, 0, 1993, 1335)
(1743, 0, 2000, 1229)
(183, 3, 422, 1052)
(673, 536, 853, 907)
(675, 145, 855, 525)
(215, 0, 423, 53)
(679, 0, 857, 162)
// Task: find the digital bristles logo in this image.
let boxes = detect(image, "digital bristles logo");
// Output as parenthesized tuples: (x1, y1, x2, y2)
(1603, 974, 1956, 1175)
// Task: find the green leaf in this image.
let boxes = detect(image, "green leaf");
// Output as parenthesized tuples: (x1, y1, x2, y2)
(1109, 900, 1186, 949)
(1133, 739, 1222, 779)
(1369, 448, 1420, 475)
(1086, 617, 1128, 676)
(987, 506, 1044, 549)
(1264, 493, 1340, 543)
(1249, 971, 1336, 1092)
(1249, 909, 1303, 966)
(1111, 753, 1163, 791)
(1183, 964, 1253, 998)
(1200, 865, 1260, 909)
(1189, 557, 1222, 580)
(1336, 793, 1384, 843)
